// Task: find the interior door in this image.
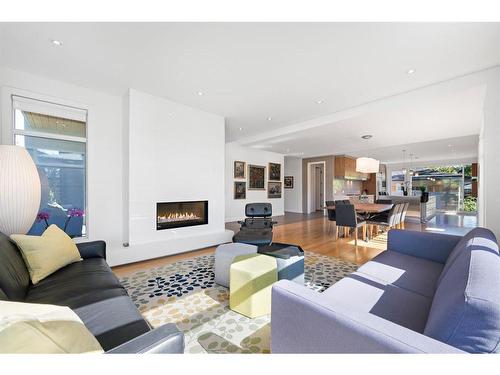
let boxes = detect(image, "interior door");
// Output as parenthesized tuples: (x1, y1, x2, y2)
(315, 166, 324, 211)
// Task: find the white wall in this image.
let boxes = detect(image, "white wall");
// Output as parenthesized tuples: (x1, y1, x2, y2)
(478, 67, 500, 237)
(115, 89, 231, 265)
(225, 142, 284, 222)
(0, 68, 232, 266)
(0, 67, 125, 250)
(284, 156, 303, 213)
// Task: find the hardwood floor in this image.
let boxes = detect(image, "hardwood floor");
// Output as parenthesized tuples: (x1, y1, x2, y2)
(112, 211, 477, 278)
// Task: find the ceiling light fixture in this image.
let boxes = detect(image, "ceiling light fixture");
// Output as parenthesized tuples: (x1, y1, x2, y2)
(316, 100, 324, 104)
(51, 39, 63, 46)
(356, 157, 380, 173)
(238, 127, 243, 131)
(197, 91, 203, 96)
(361, 134, 373, 140)
(406, 69, 416, 74)
(267, 117, 272, 121)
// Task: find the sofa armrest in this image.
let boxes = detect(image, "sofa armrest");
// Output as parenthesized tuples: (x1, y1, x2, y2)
(387, 229, 462, 264)
(106, 324, 184, 354)
(76, 240, 106, 259)
(271, 280, 464, 353)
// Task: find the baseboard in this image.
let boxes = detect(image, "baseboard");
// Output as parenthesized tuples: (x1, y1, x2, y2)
(107, 229, 234, 267)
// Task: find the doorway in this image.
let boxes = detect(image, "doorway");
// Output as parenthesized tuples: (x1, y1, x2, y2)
(307, 162, 326, 214)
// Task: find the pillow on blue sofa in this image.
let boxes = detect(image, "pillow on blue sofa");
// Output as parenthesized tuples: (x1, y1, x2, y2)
(424, 228, 500, 353)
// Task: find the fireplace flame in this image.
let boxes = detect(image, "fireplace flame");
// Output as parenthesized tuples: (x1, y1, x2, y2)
(157, 211, 201, 223)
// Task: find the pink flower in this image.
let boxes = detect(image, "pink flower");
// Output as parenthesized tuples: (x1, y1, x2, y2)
(36, 212, 50, 222)
(67, 208, 84, 217)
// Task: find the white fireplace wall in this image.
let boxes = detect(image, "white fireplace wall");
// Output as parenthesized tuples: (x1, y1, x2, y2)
(117, 89, 231, 265)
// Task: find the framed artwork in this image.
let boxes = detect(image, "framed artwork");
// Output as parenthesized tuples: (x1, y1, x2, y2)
(248, 164, 266, 190)
(284, 176, 294, 189)
(268, 181, 282, 198)
(268, 162, 281, 181)
(234, 161, 246, 179)
(234, 181, 246, 199)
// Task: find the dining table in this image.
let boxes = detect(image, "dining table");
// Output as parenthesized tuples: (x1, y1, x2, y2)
(323, 203, 393, 215)
(323, 203, 394, 241)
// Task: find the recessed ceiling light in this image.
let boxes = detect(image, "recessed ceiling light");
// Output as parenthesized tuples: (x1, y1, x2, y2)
(316, 100, 324, 104)
(267, 117, 272, 121)
(51, 39, 63, 46)
(406, 69, 416, 75)
(197, 91, 203, 96)
(361, 134, 373, 140)
(238, 127, 243, 131)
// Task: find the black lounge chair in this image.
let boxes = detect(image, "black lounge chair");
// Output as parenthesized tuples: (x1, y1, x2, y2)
(232, 203, 276, 246)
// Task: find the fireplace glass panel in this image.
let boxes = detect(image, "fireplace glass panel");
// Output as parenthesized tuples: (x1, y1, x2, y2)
(157, 201, 208, 230)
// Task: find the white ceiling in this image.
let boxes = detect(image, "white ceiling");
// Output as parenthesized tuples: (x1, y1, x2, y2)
(244, 83, 485, 160)
(1, 23, 499, 139)
(0, 23, 497, 163)
(350, 135, 479, 165)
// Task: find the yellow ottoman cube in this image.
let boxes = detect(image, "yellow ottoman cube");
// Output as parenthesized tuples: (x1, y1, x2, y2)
(229, 254, 277, 318)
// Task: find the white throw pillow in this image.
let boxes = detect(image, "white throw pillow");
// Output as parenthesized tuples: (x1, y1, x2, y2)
(0, 301, 103, 354)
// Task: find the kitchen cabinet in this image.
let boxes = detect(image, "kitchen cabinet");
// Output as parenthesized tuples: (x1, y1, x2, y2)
(334, 155, 368, 180)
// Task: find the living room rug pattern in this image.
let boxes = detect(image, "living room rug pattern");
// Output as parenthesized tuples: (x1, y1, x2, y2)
(120, 252, 358, 353)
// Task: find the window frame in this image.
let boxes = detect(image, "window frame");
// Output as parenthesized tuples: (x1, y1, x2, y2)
(11, 94, 89, 239)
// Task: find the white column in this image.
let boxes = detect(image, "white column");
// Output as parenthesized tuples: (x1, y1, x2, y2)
(479, 67, 500, 237)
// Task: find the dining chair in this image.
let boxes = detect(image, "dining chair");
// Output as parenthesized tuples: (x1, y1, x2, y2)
(327, 208, 336, 233)
(367, 203, 400, 237)
(375, 199, 393, 204)
(395, 203, 406, 228)
(399, 202, 410, 229)
(334, 200, 349, 205)
(334, 204, 367, 246)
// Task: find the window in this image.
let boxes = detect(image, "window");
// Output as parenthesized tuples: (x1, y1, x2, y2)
(12, 96, 87, 237)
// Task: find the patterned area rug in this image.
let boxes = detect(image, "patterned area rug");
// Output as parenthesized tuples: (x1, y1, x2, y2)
(120, 252, 357, 354)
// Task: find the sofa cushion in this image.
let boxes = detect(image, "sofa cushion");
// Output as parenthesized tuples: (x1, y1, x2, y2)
(424, 227, 500, 353)
(25, 258, 124, 307)
(0, 232, 30, 301)
(74, 295, 150, 351)
(323, 272, 433, 333)
(437, 227, 487, 286)
(357, 251, 444, 298)
(10, 225, 82, 284)
(0, 300, 103, 354)
(23, 257, 151, 351)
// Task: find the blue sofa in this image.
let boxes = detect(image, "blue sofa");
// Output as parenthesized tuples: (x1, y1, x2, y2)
(271, 227, 500, 353)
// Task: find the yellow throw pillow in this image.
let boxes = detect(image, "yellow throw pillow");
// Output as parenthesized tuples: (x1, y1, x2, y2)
(10, 224, 82, 284)
(0, 301, 103, 354)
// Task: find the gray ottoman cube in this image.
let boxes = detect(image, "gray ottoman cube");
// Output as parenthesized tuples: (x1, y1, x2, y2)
(214, 242, 258, 287)
(258, 243, 305, 285)
(275, 255, 305, 284)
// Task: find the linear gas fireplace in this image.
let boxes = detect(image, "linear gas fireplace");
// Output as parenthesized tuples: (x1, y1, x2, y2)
(156, 200, 208, 230)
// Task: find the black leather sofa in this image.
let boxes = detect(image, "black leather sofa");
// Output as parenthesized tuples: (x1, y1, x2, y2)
(0, 231, 184, 354)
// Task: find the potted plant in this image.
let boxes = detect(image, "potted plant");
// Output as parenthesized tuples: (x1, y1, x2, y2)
(419, 186, 429, 203)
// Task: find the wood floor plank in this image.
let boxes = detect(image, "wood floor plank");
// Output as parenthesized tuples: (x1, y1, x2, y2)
(112, 212, 476, 278)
